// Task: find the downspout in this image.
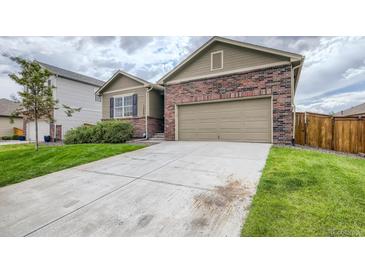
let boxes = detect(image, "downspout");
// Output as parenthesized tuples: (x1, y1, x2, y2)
(291, 63, 302, 146)
(145, 86, 153, 139)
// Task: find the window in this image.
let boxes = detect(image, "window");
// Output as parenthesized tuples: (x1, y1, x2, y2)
(211, 50, 223, 71)
(48, 79, 52, 87)
(95, 94, 101, 102)
(114, 95, 134, 117)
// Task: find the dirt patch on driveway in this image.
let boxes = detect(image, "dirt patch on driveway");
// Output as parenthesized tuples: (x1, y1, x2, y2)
(189, 175, 257, 235)
(193, 178, 248, 209)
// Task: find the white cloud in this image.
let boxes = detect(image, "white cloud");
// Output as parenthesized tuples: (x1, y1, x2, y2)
(1, 36, 365, 116)
(295, 37, 365, 102)
(297, 90, 365, 114)
(342, 65, 365, 80)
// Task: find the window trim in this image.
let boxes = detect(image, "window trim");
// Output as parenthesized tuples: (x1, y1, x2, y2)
(210, 50, 224, 71)
(95, 94, 101, 102)
(113, 94, 134, 118)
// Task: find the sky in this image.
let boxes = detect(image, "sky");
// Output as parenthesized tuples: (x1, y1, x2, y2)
(1, 36, 365, 114)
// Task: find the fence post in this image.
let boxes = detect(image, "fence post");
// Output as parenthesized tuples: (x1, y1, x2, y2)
(304, 111, 307, 145)
(331, 116, 335, 150)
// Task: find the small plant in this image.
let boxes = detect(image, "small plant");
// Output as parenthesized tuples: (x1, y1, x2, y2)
(64, 120, 133, 144)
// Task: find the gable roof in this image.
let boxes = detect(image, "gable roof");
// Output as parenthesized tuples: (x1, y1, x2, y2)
(158, 36, 305, 85)
(38, 62, 104, 87)
(0, 98, 22, 117)
(96, 70, 151, 95)
(335, 102, 365, 116)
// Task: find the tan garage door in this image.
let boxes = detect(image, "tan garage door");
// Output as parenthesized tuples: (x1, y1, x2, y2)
(178, 97, 272, 142)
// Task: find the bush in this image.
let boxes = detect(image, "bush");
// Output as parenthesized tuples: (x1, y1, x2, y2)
(1, 135, 19, 140)
(64, 120, 134, 144)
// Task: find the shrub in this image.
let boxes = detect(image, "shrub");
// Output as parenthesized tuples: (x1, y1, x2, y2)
(1, 135, 19, 140)
(64, 120, 134, 144)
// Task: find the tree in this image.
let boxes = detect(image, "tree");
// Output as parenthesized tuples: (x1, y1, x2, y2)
(8, 56, 80, 150)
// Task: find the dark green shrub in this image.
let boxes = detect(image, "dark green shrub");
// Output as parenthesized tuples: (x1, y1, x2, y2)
(1, 136, 12, 140)
(64, 121, 133, 144)
(101, 121, 134, 143)
(63, 126, 94, 144)
(12, 135, 19, 140)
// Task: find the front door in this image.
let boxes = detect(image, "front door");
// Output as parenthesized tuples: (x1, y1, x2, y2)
(56, 125, 62, 141)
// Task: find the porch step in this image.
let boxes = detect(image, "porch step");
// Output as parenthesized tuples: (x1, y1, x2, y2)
(152, 132, 165, 138)
(148, 132, 165, 142)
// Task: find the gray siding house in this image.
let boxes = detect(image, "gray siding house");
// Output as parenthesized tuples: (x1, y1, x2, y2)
(25, 62, 104, 141)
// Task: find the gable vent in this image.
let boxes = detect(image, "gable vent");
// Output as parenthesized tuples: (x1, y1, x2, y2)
(211, 50, 223, 71)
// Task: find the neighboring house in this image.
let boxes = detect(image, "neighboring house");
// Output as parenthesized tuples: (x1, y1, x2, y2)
(334, 102, 365, 117)
(96, 70, 164, 138)
(158, 36, 304, 144)
(25, 62, 104, 141)
(0, 98, 24, 137)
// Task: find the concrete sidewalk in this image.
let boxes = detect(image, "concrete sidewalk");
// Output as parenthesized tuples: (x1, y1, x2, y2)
(0, 140, 30, 145)
(0, 141, 271, 236)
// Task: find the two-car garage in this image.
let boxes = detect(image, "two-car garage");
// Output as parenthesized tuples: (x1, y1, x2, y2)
(177, 97, 272, 143)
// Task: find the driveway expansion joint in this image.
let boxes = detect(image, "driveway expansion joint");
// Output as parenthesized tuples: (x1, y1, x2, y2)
(23, 145, 205, 237)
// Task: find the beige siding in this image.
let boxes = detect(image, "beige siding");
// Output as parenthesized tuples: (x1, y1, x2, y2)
(178, 98, 272, 142)
(148, 90, 164, 119)
(166, 41, 289, 82)
(0, 117, 23, 137)
(102, 87, 146, 119)
(104, 74, 143, 91)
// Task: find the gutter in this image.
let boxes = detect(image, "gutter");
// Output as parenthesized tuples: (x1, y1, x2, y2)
(291, 62, 304, 145)
(143, 84, 165, 139)
(145, 86, 153, 139)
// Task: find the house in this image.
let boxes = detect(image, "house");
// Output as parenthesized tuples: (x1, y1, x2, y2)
(0, 98, 24, 137)
(96, 70, 164, 138)
(159, 36, 304, 144)
(334, 102, 365, 117)
(25, 62, 104, 141)
(99, 36, 304, 144)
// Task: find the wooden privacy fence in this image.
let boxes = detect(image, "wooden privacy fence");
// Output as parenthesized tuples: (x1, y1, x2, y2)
(295, 112, 365, 154)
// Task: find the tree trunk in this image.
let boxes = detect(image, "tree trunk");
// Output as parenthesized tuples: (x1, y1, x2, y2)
(35, 114, 39, 151)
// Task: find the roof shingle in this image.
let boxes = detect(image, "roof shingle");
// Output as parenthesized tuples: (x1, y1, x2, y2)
(335, 102, 365, 116)
(38, 62, 104, 87)
(0, 98, 22, 117)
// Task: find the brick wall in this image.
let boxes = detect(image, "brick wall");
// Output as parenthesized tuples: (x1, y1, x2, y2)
(164, 65, 293, 144)
(103, 117, 163, 138)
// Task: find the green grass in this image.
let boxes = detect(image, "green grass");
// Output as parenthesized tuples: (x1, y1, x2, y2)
(242, 147, 365, 236)
(0, 143, 146, 188)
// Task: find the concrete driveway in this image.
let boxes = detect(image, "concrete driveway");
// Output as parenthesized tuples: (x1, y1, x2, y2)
(0, 141, 271, 236)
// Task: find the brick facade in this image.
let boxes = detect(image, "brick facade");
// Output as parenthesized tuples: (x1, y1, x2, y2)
(104, 117, 163, 138)
(164, 65, 293, 144)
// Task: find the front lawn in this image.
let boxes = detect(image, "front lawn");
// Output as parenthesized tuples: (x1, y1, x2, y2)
(242, 147, 365, 236)
(0, 143, 146, 188)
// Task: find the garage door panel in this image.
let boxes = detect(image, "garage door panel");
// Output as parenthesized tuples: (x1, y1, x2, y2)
(26, 121, 50, 142)
(220, 132, 270, 142)
(180, 121, 216, 129)
(178, 98, 271, 143)
(179, 132, 218, 140)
